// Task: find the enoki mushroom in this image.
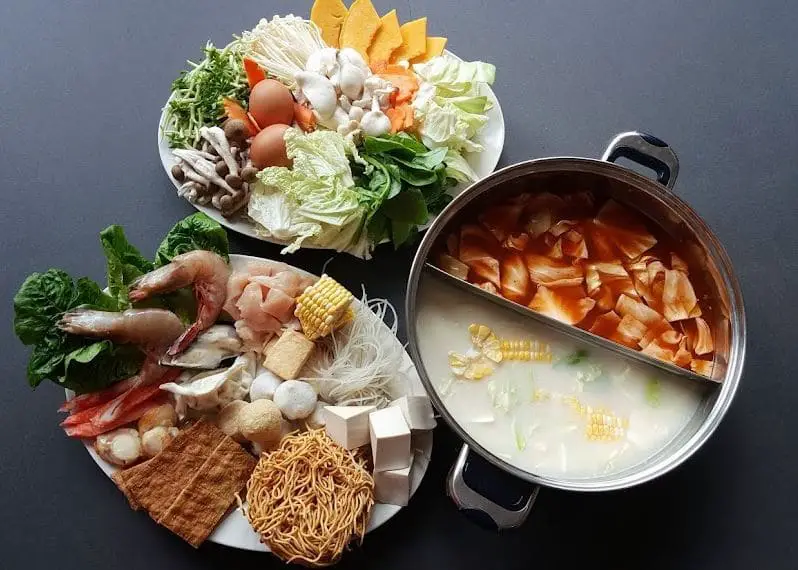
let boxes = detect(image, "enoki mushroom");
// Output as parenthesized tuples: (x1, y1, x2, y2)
(244, 430, 374, 566)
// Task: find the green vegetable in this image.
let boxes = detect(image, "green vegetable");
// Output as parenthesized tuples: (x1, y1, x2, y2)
(512, 419, 527, 451)
(14, 214, 229, 392)
(250, 128, 370, 256)
(164, 43, 249, 148)
(563, 349, 589, 366)
(13, 270, 137, 392)
(411, 56, 495, 156)
(355, 133, 454, 247)
(155, 212, 230, 266)
(100, 225, 154, 309)
(645, 378, 662, 407)
(13, 270, 114, 346)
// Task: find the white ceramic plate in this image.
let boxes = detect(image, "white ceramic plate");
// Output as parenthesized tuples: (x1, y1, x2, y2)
(157, 51, 505, 249)
(67, 254, 433, 552)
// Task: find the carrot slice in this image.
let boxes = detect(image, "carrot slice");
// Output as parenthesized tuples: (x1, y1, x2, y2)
(293, 102, 317, 132)
(375, 65, 419, 105)
(243, 58, 266, 89)
(222, 97, 258, 136)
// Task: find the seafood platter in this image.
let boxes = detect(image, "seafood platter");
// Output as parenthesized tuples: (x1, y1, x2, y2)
(14, 214, 433, 563)
(158, 0, 503, 256)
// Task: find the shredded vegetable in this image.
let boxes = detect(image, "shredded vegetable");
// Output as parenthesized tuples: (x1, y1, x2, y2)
(301, 292, 408, 408)
(239, 15, 327, 88)
(163, 43, 248, 148)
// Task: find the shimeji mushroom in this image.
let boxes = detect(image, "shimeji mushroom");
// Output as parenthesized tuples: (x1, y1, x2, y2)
(200, 126, 238, 177)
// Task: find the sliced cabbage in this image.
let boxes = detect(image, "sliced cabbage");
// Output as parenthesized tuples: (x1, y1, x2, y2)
(249, 128, 371, 257)
(411, 55, 496, 173)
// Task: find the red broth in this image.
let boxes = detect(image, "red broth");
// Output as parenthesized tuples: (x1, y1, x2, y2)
(433, 191, 714, 376)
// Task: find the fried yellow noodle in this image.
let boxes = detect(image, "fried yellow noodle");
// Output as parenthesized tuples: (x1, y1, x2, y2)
(244, 429, 375, 566)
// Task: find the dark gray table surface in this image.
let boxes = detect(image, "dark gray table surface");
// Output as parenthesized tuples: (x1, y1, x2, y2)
(1, 0, 796, 568)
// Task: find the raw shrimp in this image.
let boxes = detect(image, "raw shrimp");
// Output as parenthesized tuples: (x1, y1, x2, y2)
(58, 308, 184, 355)
(128, 250, 230, 356)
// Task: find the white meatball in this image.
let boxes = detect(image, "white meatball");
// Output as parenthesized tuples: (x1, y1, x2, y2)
(305, 401, 327, 430)
(273, 380, 317, 420)
(250, 369, 283, 401)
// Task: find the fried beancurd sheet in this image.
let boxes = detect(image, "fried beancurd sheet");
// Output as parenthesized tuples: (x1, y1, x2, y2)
(435, 191, 716, 376)
(112, 419, 257, 547)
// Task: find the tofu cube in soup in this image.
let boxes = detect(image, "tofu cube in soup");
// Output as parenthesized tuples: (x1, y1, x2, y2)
(369, 407, 411, 472)
(374, 456, 414, 506)
(324, 405, 376, 449)
(263, 331, 315, 380)
(389, 396, 436, 431)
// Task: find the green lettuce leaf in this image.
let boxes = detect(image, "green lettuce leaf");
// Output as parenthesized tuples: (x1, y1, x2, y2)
(154, 212, 229, 267)
(100, 225, 154, 309)
(13, 270, 114, 346)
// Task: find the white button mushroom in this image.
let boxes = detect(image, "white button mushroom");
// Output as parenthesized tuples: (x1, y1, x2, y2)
(95, 428, 143, 467)
(348, 105, 364, 122)
(141, 426, 180, 458)
(250, 368, 283, 401)
(295, 71, 338, 120)
(338, 48, 371, 76)
(338, 62, 366, 102)
(273, 380, 318, 420)
(360, 97, 392, 137)
(305, 47, 339, 76)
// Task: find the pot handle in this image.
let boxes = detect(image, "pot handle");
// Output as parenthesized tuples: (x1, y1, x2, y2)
(601, 131, 680, 189)
(446, 444, 539, 530)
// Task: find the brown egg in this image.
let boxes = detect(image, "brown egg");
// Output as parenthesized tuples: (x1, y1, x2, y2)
(248, 79, 294, 128)
(249, 124, 292, 169)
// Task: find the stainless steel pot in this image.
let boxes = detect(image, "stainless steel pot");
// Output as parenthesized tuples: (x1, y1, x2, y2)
(405, 132, 746, 529)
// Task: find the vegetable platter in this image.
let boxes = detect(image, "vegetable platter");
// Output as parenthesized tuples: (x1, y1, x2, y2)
(158, 0, 504, 258)
(13, 213, 435, 564)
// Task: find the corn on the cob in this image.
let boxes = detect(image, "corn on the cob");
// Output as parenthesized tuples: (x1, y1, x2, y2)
(448, 351, 493, 380)
(294, 275, 354, 341)
(585, 411, 627, 441)
(468, 324, 552, 362)
(498, 339, 552, 362)
(468, 324, 503, 362)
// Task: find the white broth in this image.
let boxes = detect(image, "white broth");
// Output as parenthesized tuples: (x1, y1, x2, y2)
(415, 276, 705, 479)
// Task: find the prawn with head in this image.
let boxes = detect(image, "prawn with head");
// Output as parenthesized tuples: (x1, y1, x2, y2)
(129, 250, 230, 356)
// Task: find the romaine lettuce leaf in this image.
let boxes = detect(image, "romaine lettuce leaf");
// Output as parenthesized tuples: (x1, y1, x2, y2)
(100, 225, 154, 309)
(154, 212, 229, 267)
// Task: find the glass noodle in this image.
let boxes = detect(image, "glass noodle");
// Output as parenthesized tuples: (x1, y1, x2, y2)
(301, 292, 409, 409)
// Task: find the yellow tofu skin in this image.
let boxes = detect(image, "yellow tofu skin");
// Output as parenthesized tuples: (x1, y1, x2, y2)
(367, 9, 403, 65)
(339, 0, 382, 59)
(263, 331, 316, 380)
(391, 17, 427, 63)
(310, 0, 349, 48)
(411, 36, 448, 63)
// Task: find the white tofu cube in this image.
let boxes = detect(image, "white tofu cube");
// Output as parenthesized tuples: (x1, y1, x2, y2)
(374, 456, 414, 506)
(389, 395, 436, 431)
(323, 405, 375, 449)
(369, 407, 411, 472)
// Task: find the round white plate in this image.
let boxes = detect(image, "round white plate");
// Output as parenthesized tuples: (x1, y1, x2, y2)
(157, 50, 505, 249)
(67, 253, 433, 552)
